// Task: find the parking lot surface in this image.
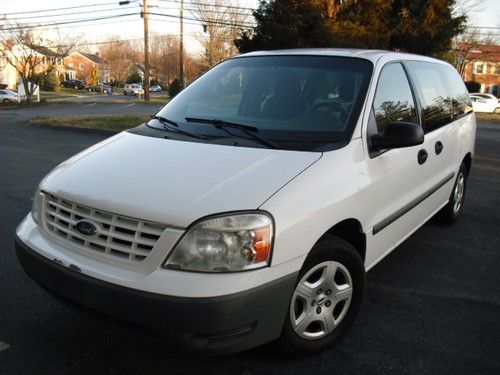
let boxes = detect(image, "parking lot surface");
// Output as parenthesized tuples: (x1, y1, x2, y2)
(0, 107, 499, 374)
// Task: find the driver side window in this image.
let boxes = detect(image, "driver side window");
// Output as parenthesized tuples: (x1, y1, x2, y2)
(373, 63, 418, 133)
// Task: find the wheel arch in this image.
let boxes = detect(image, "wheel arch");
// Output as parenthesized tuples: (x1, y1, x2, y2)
(318, 219, 366, 262)
(462, 152, 472, 176)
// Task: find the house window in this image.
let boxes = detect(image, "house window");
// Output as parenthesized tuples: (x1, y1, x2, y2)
(473, 62, 486, 75)
(495, 65, 500, 76)
(79, 63, 84, 70)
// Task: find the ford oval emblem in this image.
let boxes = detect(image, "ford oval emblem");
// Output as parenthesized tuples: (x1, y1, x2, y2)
(75, 220, 98, 236)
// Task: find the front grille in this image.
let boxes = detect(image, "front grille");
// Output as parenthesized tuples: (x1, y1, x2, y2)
(42, 192, 167, 262)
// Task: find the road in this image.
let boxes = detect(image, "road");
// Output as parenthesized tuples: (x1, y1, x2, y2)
(0, 106, 499, 374)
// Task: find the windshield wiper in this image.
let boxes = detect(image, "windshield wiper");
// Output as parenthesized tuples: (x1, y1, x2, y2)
(151, 115, 206, 140)
(151, 115, 179, 127)
(185, 117, 278, 149)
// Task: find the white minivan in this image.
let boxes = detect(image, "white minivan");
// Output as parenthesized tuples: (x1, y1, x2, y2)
(16, 49, 476, 354)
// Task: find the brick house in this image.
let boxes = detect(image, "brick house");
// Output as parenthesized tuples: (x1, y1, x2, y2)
(64, 52, 110, 85)
(0, 42, 67, 89)
(459, 44, 500, 96)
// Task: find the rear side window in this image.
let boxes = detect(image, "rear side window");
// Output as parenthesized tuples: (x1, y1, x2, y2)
(372, 63, 418, 133)
(440, 65, 473, 117)
(405, 61, 452, 133)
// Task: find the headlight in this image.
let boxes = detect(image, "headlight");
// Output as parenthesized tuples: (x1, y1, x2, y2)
(164, 212, 273, 272)
(31, 186, 42, 224)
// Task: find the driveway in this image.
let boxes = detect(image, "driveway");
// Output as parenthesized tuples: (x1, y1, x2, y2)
(0, 111, 499, 374)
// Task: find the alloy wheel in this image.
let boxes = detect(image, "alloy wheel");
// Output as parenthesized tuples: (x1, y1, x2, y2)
(290, 261, 353, 340)
(453, 172, 465, 214)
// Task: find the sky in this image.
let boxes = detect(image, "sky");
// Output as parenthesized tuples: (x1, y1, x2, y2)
(0, 0, 498, 55)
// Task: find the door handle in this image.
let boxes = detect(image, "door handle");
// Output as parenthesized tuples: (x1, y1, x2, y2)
(417, 149, 428, 165)
(435, 141, 443, 155)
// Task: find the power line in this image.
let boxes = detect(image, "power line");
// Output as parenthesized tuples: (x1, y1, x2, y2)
(467, 26, 500, 30)
(150, 12, 255, 28)
(0, 2, 133, 16)
(3, 5, 138, 21)
(1, 13, 140, 31)
(159, 0, 255, 12)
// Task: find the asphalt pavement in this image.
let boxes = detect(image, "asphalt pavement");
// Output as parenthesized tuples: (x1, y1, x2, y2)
(0, 107, 499, 374)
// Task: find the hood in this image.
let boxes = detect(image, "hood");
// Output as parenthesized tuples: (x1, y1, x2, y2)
(42, 132, 321, 227)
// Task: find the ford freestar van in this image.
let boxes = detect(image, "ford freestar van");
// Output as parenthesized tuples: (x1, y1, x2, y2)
(15, 49, 476, 354)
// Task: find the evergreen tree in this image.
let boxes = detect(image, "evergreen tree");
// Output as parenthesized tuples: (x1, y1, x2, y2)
(234, 0, 466, 57)
(388, 0, 466, 55)
(235, 0, 336, 53)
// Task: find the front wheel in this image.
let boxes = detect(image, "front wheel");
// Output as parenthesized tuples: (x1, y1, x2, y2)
(494, 107, 500, 114)
(278, 235, 364, 353)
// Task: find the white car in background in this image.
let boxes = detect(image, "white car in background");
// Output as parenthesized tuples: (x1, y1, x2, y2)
(470, 93, 500, 113)
(149, 84, 162, 92)
(123, 84, 144, 96)
(0, 89, 20, 103)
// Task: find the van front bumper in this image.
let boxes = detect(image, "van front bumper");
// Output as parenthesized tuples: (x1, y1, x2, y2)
(15, 235, 297, 354)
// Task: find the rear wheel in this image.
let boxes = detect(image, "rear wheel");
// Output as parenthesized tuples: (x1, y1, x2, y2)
(278, 235, 364, 353)
(437, 163, 468, 223)
(494, 107, 500, 114)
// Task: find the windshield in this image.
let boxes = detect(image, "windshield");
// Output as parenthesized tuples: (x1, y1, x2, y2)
(153, 55, 373, 151)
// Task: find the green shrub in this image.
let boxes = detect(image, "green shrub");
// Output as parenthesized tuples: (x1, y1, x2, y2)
(465, 81, 480, 93)
(126, 71, 142, 84)
(41, 72, 60, 92)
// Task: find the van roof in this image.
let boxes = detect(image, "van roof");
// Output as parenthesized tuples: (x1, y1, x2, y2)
(237, 48, 447, 65)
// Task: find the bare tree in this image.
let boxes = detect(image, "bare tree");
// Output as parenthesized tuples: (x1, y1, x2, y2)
(189, 0, 251, 69)
(0, 23, 74, 102)
(451, 0, 484, 17)
(454, 29, 482, 77)
(99, 37, 141, 86)
(149, 34, 179, 85)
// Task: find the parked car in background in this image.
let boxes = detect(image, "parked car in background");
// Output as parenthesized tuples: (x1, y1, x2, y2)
(470, 94, 500, 113)
(0, 89, 20, 103)
(149, 85, 162, 92)
(60, 80, 85, 90)
(15, 50, 476, 355)
(124, 83, 145, 96)
(86, 83, 111, 93)
(470, 93, 499, 101)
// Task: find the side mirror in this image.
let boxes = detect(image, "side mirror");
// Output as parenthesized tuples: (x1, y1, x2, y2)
(370, 121, 424, 151)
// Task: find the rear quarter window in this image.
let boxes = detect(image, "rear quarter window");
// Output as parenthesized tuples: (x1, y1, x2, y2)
(440, 65, 473, 117)
(405, 61, 452, 133)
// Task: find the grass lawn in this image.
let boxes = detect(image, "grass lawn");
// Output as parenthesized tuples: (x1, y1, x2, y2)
(476, 112, 500, 122)
(28, 115, 150, 132)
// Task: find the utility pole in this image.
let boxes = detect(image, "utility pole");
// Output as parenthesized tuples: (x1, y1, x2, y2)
(179, 0, 184, 88)
(119, 0, 149, 100)
(143, 0, 150, 100)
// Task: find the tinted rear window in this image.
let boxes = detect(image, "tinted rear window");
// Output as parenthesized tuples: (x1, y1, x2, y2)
(405, 61, 452, 133)
(440, 65, 473, 117)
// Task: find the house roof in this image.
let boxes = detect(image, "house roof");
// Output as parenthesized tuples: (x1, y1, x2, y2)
(459, 43, 500, 62)
(79, 52, 106, 64)
(31, 45, 62, 57)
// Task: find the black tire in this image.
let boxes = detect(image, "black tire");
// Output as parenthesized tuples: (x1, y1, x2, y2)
(437, 163, 468, 223)
(3, 98, 10, 103)
(494, 107, 500, 114)
(278, 235, 365, 354)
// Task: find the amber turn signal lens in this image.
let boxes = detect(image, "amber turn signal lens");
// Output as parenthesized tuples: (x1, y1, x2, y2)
(252, 227, 272, 262)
